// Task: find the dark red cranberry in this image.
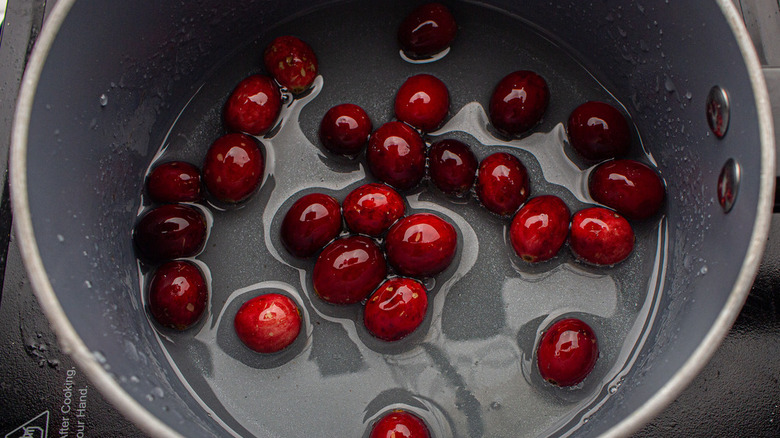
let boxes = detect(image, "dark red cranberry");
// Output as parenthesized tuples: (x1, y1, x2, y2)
(370, 410, 431, 438)
(319, 103, 373, 156)
(148, 261, 208, 330)
(489, 70, 549, 136)
(134, 204, 207, 263)
(313, 236, 387, 305)
(224, 74, 282, 135)
(570, 207, 634, 266)
(567, 101, 630, 161)
(537, 318, 599, 387)
(203, 133, 264, 204)
(367, 121, 426, 190)
(280, 193, 342, 258)
(343, 183, 405, 237)
(263, 36, 318, 94)
(476, 152, 530, 216)
(385, 213, 457, 278)
(510, 195, 570, 263)
(234, 293, 302, 353)
(588, 159, 665, 220)
(398, 3, 457, 60)
(364, 277, 428, 342)
(428, 139, 478, 196)
(394, 74, 450, 132)
(146, 161, 202, 203)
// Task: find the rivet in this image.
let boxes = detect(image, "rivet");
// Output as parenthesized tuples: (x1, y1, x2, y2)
(706, 86, 730, 138)
(717, 158, 740, 213)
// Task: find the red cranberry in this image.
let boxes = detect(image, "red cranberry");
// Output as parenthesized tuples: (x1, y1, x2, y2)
(203, 133, 264, 204)
(370, 410, 431, 438)
(148, 261, 208, 330)
(509, 195, 570, 263)
(476, 152, 530, 216)
(224, 74, 282, 135)
(428, 139, 478, 196)
(343, 183, 406, 237)
(146, 161, 202, 203)
(588, 159, 665, 220)
(263, 36, 318, 94)
(489, 70, 549, 136)
(367, 121, 426, 190)
(394, 74, 450, 132)
(313, 236, 387, 305)
(537, 318, 599, 387)
(567, 101, 630, 161)
(397, 3, 457, 59)
(385, 213, 457, 278)
(280, 193, 342, 258)
(570, 207, 634, 266)
(134, 204, 207, 263)
(234, 293, 302, 353)
(319, 103, 373, 156)
(364, 277, 428, 342)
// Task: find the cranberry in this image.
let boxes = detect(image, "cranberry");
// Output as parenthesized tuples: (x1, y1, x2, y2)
(319, 103, 373, 156)
(509, 195, 570, 263)
(394, 74, 450, 132)
(385, 213, 457, 278)
(313, 236, 387, 305)
(280, 193, 343, 258)
(234, 293, 302, 353)
(489, 70, 549, 136)
(224, 74, 282, 135)
(397, 2, 457, 60)
(364, 277, 428, 342)
(263, 36, 318, 94)
(570, 207, 634, 266)
(428, 139, 478, 196)
(203, 133, 264, 204)
(588, 159, 665, 220)
(367, 121, 426, 190)
(134, 204, 207, 263)
(567, 101, 630, 161)
(146, 161, 202, 204)
(370, 410, 431, 438)
(476, 152, 530, 216)
(148, 260, 208, 330)
(343, 183, 406, 237)
(537, 318, 599, 387)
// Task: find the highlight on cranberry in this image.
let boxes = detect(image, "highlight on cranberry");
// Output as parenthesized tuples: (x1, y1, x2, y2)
(588, 159, 665, 220)
(263, 35, 318, 94)
(509, 195, 570, 263)
(319, 103, 373, 156)
(367, 121, 426, 191)
(133, 204, 207, 263)
(476, 152, 530, 217)
(146, 161, 203, 204)
(223, 74, 282, 136)
(428, 139, 478, 196)
(394, 74, 450, 132)
(397, 2, 457, 60)
(280, 193, 343, 258)
(203, 133, 265, 204)
(313, 235, 388, 305)
(537, 318, 599, 387)
(148, 260, 208, 330)
(364, 277, 428, 342)
(567, 101, 630, 161)
(569, 207, 635, 266)
(385, 213, 457, 278)
(369, 409, 431, 438)
(489, 70, 549, 136)
(234, 293, 302, 354)
(343, 183, 406, 237)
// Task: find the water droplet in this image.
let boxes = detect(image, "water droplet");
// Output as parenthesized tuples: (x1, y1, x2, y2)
(490, 401, 502, 410)
(151, 387, 165, 398)
(84, 280, 92, 289)
(57, 234, 65, 242)
(609, 386, 618, 394)
(145, 394, 155, 402)
(684, 91, 692, 100)
(99, 94, 109, 107)
(92, 350, 107, 364)
(699, 265, 708, 275)
(130, 375, 140, 384)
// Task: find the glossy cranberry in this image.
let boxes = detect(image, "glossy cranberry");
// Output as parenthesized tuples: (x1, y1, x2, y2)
(343, 183, 406, 237)
(476, 152, 530, 216)
(364, 277, 428, 342)
(589, 159, 665, 220)
(394, 74, 450, 132)
(367, 121, 426, 190)
(134, 204, 207, 263)
(146, 161, 202, 203)
(319, 103, 373, 156)
(567, 101, 630, 161)
(148, 261, 208, 330)
(509, 196, 570, 263)
(570, 207, 634, 266)
(370, 410, 431, 438)
(263, 35, 318, 94)
(537, 318, 599, 387)
(397, 2, 457, 59)
(428, 139, 478, 196)
(385, 213, 457, 278)
(203, 133, 264, 204)
(313, 236, 387, 305)
(224, 74, 282, 135)
(234, 293, 302, 353)
(280, 193, 342, 258)
(489, 70, 549, 136)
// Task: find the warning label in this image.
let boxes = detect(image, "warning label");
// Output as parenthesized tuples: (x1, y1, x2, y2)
(4, 410, 49, 438)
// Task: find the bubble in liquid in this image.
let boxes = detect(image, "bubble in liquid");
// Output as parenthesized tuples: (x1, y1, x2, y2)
(100, 93, 109, 106)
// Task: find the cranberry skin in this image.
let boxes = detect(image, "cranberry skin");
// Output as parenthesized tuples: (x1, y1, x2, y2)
(570, 207, 635, 266)
(589, 159, 665, 220)
(203, 133, 264, 204)
(146, 161, 202, 203)
(476, 152, 530, 216)
(134, 204, 207, 263)
(319, 103, 373, 156)
(367, 121, 426, 190)
(398, 2, 457, 59)
(567, 101, 630, 161)
(510, 196, 570, 263)
(364, 278, 428, 342)
(370, 410, 431, 438)
(343, 183, 406, 237)
(148, 261, 208, 330)
(394, 74, 450, 132)
(280, 193, 342, 258)
(537, 318, 599, 387)
(224, 74, 282, 135)
(489, 70, 549, 136)
(386, 213, 457, 278)
(234, 293, 302, 353)
(428, 139, 478, 196)
(263, 36, 318, 94)
(313, 236, 387, 305)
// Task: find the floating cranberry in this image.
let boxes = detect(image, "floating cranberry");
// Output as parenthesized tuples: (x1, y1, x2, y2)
(570, 207, 634, 266)
(203, 133, 264, 204)
(428, 139, 478, 196)
(313, 236, 387, 305)
(386, 213, 457, 278)
(589, 159, 665, 220)
(224, 74, 282, 135)
(343, 183, 406, 237)
(476, 152, 530, 216)
(489, 70, 549, 136)
(134, 204, 207, 263)
(234, 293, 302, 353)
(398, 2, 457, 60)
(537, 318, 599, 387)
(319, 103, 373, 156)
(394, 74, 450, 132)
(567, 101, 630, 161)
(510, 195, 570, 263)
(364, 277, 428, 342)
(263, 35, 318, 95)
(370, 410, 431, 438)
(146, 161, 202, 204)
(367, 121, 426, 190)
(281, 193, 342, 258)
(148, 260, 208, 330)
